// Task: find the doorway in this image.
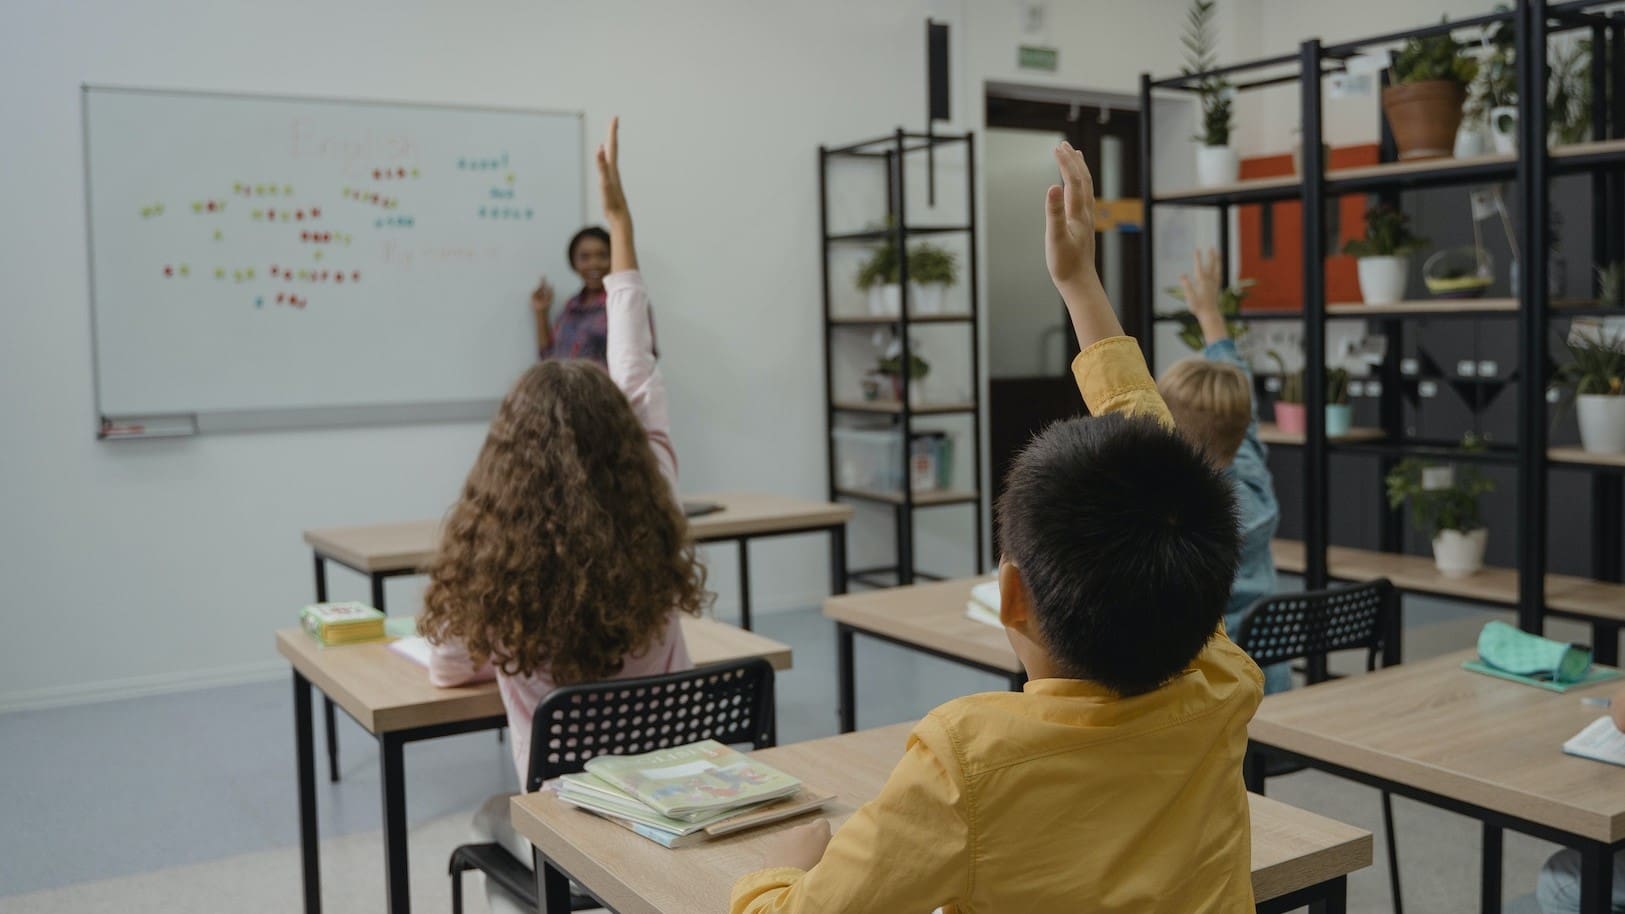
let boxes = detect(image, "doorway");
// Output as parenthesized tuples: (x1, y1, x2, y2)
(984, 84, 1144, 551)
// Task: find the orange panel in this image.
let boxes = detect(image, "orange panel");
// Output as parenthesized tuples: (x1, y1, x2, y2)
(1237, 144, 1379, 312)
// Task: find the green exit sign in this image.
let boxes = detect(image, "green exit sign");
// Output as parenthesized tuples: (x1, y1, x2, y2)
(1019, 45, 1058, 71)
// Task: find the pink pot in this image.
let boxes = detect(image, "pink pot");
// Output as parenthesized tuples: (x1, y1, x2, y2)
(1274, 401, 1307, 435)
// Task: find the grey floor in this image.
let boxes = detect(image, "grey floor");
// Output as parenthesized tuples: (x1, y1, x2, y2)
(0, 590, 1586, 911)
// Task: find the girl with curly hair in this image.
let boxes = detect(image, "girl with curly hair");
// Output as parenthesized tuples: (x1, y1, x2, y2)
(420, 120, 706, 909)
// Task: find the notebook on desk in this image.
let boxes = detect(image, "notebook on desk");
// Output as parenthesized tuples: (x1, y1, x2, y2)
(1564, 716, 1625, 767)
(388, 635, 432, 667)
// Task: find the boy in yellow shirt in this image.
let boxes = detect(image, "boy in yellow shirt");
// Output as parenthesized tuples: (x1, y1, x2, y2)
(729, 143, 1263, 913)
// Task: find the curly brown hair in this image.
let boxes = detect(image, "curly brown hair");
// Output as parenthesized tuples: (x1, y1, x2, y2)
(420, 360, 708, 685)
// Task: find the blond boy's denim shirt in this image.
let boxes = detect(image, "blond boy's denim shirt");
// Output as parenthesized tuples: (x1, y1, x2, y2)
(730, 337, 1264, 914)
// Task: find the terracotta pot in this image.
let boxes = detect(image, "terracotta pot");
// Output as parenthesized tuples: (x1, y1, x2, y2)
(1381, 80, 1466, 161)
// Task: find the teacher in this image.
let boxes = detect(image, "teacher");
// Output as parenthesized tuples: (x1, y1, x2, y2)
(532, 225, 648, 365)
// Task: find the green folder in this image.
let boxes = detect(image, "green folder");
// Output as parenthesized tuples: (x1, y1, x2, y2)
(1461, 660, 1622, 693)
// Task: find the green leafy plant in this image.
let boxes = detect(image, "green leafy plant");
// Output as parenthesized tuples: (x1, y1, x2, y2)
(1553, 327, 1625, 399)
(1326, 366, 1351, 406)
(1385, 435, 1494, 536)
(1161, 278, 1255, 350)
(877, 351, 930, 380)
(1466, 8, 1517, 123)
(1596, 261, 1625, 308)
(855, 244, 900, 290)
(1342, 204, 1429, 258)
(1390, 27, 1479, 87)
(908, 244, 960, 286)
(1181, 0, 1233, 146)
(1549, 39, 1594, 146)
(1267, 350, 1304, 404)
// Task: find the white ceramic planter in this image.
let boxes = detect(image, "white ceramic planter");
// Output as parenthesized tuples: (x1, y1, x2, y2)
(1454, 125, 1488, 158)
(1577, 394, 1625, 454)
(1432, 528, 1489, 579)
(911, 282, 947, 315)
(867, 283, 901, 317)
(1196, 145, 1239, 188)
(1490, 106, 1518, 154)
(1356, 256, 1409, 305)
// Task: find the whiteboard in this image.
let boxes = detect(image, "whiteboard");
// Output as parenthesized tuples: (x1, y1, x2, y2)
(83, 86, 583, 432)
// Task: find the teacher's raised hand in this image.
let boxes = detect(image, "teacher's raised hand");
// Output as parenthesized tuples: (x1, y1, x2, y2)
(597, 116, 637, 272)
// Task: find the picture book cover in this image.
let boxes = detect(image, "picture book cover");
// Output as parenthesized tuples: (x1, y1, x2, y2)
(582, 740, 801, 820)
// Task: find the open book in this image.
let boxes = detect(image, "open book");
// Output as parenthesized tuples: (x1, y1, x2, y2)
(1564, 715, 1625, 767)
(965, 579, 1001, 629)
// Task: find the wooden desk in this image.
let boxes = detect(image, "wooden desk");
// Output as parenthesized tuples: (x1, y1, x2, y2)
(510, 722, 1372, 914)
(1250, 650, 1625, 913)
(276, 617, 793, 914)
(1270, 538, 1625, 662)
(304, 492, 849, 782)
(822, 576, 1023, 732)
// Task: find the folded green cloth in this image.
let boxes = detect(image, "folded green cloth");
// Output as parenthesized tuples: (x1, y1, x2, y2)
(1477, 620, 1593, 684)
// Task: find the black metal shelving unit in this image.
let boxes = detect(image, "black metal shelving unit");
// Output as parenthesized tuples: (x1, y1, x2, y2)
(1140, 0, 1625, 658)
(818, 128, 984, 588)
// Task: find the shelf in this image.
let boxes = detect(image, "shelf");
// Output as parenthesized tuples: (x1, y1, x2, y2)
(1270, 539, 1625, 624)
(1256, 423, 1385, 446)
(830, 313, 974, 326)
(1153, 174, 1301, 207)
(833, 399, 977, 416)
(826, 225, 971, 243)
(836, 487, 980, 507)
(1550, 447, 1625, 469)
(1325, 151, 1517, 195)
(1551, 138, 1625, 172)
(1326, 299, 1518, 317)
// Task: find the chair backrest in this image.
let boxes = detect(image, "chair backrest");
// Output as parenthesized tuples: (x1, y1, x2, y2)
(1232, 578, 1399, 681)
(524, 657, 777, 791)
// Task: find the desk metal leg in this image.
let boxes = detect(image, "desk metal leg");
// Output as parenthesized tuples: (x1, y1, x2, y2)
(1579, 841, 1615, 914)
(380, 732, 410, 914)
(312, 555, 343, 785)
(1593, 623, 1620, 667)
(294, 671, 322, 914)
(1007, 671, 1027, 691)
(534, 849, 573, 914)
(837, 623, 856, 733)
(829, 526, 847, 596)
(1480, 821, 1502, 914)
(1308, 875, 1347, 914)
(736, 539, 753, 631)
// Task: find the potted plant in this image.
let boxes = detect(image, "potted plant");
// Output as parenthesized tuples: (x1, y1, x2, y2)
(1161, 278, 1255, 350)
(856, 244, 901, 316)
(1465, 10, 1517, 154)
(1182, 0, 1236, 187)
(1326, 366, 1353, 437)
(877, 350, 930, 405)
(908, 244, 959, 315)
(1385, 436, 1495, 578)
(1383, 27, 1478, 160)
(1554, 326, 1625, 454)
(1267, 351, 1307, 435)
(1343, 204, 1428, 305)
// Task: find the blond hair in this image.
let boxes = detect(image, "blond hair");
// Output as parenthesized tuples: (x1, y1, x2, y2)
(1158, 357, 1253, 465)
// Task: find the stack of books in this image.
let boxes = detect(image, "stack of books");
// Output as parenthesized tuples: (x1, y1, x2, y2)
(965, 579, 1001, 628)
(556, 740, 831, 848)
(300, 601, 386, 646)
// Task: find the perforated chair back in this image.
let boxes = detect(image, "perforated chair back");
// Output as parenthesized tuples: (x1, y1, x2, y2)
(1232, 578, 1399, 680)
(524, 657, 777, 791)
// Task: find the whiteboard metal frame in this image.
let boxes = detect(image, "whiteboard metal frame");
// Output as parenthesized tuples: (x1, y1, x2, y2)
(81, 84, 587, 440)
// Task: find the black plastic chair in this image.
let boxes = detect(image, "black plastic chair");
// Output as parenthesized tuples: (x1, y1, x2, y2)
(1233, 577, 1405, 914)
(448, 657, 778, 914)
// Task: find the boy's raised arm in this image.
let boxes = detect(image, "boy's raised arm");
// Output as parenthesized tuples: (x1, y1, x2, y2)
(1045, 142, 1172, 426)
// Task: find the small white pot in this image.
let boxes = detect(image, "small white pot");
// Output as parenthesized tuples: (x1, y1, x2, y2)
(1489, 106, 1518, 155)
(1432, 528, 1488, 579)
(1577, 394, 1625, 454)
(1196, 145, 1239, 188)
(1454, 124, 1488, 158)
(1356, 255, 1409, 305)
(911, 282, 947, 315)
(867, 283, 901, 317)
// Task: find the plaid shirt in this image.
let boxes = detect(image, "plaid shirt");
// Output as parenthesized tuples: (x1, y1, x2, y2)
(542, 288, 656, 365)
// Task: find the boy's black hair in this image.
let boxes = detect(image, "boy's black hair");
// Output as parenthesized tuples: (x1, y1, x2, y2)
(996, 413, 1241, 697)
(567, 226, 611, 264)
